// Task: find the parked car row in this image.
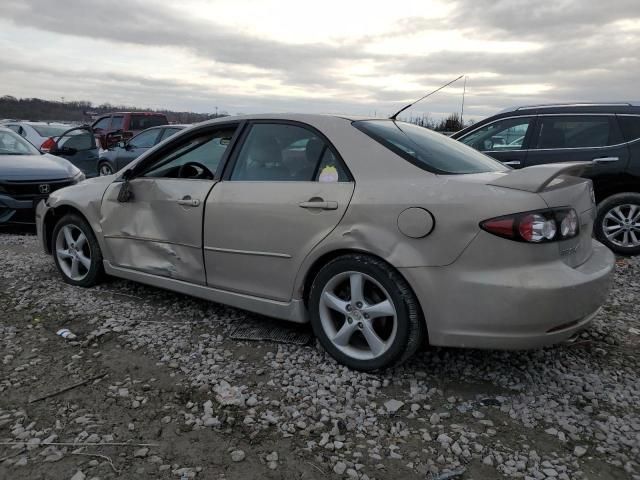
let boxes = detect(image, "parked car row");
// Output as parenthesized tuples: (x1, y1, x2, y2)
(452, 102, 640, 255)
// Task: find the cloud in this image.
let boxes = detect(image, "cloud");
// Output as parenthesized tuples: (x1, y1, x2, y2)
(0, 0, 638, 120)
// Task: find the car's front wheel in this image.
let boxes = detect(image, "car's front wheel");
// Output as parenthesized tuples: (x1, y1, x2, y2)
(309, 254, 425, 371)
(595, 193, 640, 256)
(98, 162, 114, 176)
(52, 214, 104, 287)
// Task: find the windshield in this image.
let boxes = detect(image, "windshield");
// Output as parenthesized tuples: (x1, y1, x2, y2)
(30, 124, 72, 137)
(0, 129, 40, 155)
(354, 120, 508, 174)
(130, 115, 167, 130)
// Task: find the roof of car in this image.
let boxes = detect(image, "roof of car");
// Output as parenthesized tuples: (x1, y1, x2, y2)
(7, 121, 74, 126)
(197, 113, 381, 127)
(497, 102, 640, 115)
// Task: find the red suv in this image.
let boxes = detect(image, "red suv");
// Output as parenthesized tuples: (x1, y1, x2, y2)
(92, 112, 168, 149)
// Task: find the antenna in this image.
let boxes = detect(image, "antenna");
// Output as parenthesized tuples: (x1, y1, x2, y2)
(389, 74, 464, 120)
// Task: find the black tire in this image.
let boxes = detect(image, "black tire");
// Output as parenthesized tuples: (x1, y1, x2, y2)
(51, 213, 104, 287)
(594, 193, 640, 256)
(308, 254, 426, 371)
(98, 162, 114, 176)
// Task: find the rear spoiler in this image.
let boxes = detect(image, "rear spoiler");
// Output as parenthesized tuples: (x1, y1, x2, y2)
(488, 162, 592, 193)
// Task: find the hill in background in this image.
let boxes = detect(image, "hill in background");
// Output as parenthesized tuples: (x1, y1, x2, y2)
(0, 95, 227, 124)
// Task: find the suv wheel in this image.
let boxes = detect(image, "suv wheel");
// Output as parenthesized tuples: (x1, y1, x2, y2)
(309, 254, 425, 371)
(52, 214, 105, 287)
(595, 193, 640, 256)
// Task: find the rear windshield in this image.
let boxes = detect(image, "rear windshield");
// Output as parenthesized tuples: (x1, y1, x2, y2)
(353, 120, 508, 174)
(30, 124, 71, 137)
(130, 115, 168, 130)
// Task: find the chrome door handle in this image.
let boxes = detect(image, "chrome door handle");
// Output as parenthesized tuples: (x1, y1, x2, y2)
(299, 200, 338, 210)
(592, 156, 619, 164)
(503, 160, 521, 166)
(177, 196, 200, 207)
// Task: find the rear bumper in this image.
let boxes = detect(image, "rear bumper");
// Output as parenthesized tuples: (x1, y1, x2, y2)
(400, 238, 615, 350)
(0, 194, 40, 225)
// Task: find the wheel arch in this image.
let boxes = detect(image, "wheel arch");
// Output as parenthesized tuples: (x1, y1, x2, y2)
(593, 176, 640, 203)
(42, 205, 94, 254)
(300, 248, 428, 335)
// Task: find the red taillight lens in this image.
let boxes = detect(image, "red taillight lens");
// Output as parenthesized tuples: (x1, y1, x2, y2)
(481, 208, 579, 243)
(40, 137, 56, 152)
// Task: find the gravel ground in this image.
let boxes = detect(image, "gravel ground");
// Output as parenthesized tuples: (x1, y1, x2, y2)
(1, 230, 639, 480)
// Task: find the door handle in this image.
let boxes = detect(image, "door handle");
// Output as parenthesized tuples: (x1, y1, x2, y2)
(299, 200, 338, 210)
(592, 156, 619, 164)
(503, 160, 521, 166)
(176, 196, 200, 207)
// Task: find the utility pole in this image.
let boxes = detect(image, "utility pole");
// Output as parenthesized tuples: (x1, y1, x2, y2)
(460, 76, 467, 127)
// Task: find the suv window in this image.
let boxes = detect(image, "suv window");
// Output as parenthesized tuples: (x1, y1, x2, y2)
(143, 128, 236, 178)
(130, 114, 167, 130)
(129, 129, 159, 149)
(93, 117, 111, 130)
(459, 117, 532, 151)
(534, 116, 621, 149)
(230, 123, 349, 182)
(354, 120, 507, 175)
(111, 115, 124, 130)
(618, 116, 640, 143)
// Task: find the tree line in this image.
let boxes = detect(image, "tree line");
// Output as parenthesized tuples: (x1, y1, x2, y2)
(0, 96, 227, 124)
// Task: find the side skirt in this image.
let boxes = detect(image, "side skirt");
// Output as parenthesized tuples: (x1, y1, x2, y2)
(103, 261, 309, 323)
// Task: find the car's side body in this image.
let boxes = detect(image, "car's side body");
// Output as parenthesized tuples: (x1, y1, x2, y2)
(37, 114, 614, 354)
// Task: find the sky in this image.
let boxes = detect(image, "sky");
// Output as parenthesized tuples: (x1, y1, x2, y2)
(0, 0, 639, 122)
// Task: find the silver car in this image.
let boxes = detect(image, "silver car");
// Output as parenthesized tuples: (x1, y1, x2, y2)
(36, 114, 614, 371)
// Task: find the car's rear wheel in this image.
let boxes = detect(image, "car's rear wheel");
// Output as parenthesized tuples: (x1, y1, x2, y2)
(52, 214, 104, 287)
(309, 254, 425, 371)
(98, 162, 114, 176)
(595, 193, 640, 256)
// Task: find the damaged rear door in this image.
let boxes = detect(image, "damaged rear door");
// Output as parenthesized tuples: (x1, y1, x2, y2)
(99, 125, 239, 284)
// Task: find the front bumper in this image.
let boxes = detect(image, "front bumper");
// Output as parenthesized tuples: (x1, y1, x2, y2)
(400, 237, 615, 350)
(0, 194, 46, 225)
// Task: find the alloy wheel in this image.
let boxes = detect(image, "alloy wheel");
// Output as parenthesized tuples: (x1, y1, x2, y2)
(602, 203, 640, 248)
(319, 271, 398, 360)
(55, 224, 92, 281)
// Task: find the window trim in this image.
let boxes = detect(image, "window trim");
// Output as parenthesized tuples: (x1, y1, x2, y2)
(221, 119, 353, 183)
(459, 113, 636, 152)
(128, 121, 244, 181)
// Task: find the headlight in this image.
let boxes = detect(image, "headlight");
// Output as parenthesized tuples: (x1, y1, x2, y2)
(72, 171, 86, 184)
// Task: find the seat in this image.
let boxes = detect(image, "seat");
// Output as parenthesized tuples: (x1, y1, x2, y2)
(242, 136, 290, 181)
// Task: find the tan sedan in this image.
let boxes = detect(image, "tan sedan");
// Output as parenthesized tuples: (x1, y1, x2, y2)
(36, 114, 614, 370)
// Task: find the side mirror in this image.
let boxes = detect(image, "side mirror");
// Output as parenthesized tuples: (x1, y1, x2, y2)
(117, 140, 127, 149)
(483, 139, 493, 150)
(117, 169, 135, 202)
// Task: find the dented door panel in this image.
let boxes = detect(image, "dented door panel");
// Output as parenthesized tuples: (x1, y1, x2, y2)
(100, 178, 216, 283)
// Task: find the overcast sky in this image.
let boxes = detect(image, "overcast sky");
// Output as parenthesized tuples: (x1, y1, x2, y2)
(1, 0, 638, 121)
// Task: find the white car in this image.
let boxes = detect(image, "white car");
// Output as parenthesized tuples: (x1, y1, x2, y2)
(3, 121, 75, 151)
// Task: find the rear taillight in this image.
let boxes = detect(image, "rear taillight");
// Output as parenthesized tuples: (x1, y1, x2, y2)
(481, 208, 580, 243)
(40, 137, 56, 152)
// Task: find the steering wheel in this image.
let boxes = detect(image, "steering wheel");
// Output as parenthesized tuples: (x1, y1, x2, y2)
(177, 162, 214, 180)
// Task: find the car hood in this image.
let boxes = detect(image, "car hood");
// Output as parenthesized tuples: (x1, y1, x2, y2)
(0, 153, 79, 180)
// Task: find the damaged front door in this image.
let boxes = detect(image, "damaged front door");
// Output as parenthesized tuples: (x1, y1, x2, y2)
(99, 127, 238, 283)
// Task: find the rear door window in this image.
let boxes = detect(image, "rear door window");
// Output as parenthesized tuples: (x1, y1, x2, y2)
(130, 115, 168, 130)
(354, 120, 507, 174)
(618, 116, 640, 143)
(129, 129, 160, 148)
(229, 123, 350, 182)
(534, 116, 622, 149)
(459, 117, 533, 151)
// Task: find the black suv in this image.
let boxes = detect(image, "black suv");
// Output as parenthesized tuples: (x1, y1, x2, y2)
(452, 103, 640, 255)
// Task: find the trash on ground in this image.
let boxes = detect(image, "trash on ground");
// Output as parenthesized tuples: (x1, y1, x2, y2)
(56, 328, 77, 339)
